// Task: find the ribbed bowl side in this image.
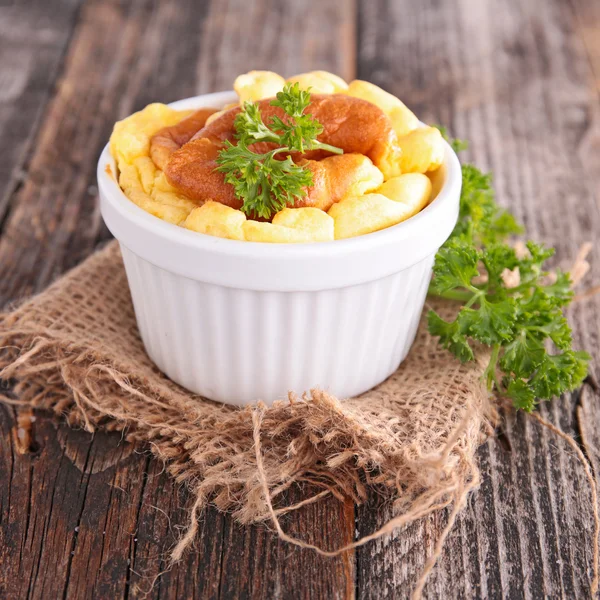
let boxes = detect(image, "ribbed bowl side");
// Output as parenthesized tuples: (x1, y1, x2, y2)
(121, 244, 435, 406)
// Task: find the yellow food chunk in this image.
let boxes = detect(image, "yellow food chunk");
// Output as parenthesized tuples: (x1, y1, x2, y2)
(152, 172, 199, 215)
(328, 194, 414, 239)
(346, 80, 419, 138)
(272, 207, 335, 239)
(109, 74, 441, 243)
(308, 154, 384, 211)
(184, 201, 246, 240)
(348, 162, 384, 197)
(376, 173, 432, 218)
(118, 163, 194, 225)
(153, 171, 181, 194)
(234, 71, 286, 103)
(398, 127, 445, 174)
(324, 154, 384, 200)
(244, 208, 334, 243)
(110, 105, 199, 224)
(286, 71, 348, 94)
(109, 103, 191, 166)
(243, 222, 317, 243)
(427, 165, 446, 202)
(134, 156, 157, 194)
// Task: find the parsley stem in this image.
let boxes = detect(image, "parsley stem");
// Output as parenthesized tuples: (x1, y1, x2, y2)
(428, 289, 473, 303)
(256, 132, 282, 144)
(313, 141, 344, 155)
(464, 289, 484, 308)
(271, 147, 291, 157)
(484, 344, 501, 391)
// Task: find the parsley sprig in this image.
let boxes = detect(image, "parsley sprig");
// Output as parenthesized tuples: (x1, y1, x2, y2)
(216, 83, 343, 219)
(428, 131, 590, 411)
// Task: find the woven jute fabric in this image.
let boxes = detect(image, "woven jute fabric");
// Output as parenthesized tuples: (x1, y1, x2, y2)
(0, 241, 497, 594)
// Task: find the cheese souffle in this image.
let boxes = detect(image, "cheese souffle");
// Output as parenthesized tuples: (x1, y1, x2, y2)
(109, 70, 445, 243)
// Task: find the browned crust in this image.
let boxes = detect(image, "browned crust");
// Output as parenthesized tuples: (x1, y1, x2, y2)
(150, 108, 218, 171)
(191, 94, 399, 167)
(163, 95, 400, 218)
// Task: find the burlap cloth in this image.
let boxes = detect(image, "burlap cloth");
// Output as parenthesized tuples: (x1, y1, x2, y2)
(0, 241, 499, 595)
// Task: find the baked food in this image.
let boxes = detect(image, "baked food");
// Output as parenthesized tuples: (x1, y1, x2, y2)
(109, 70, 446, 242)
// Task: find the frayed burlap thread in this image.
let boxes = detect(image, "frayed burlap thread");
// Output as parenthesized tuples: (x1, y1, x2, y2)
(0, 242, 496, 597)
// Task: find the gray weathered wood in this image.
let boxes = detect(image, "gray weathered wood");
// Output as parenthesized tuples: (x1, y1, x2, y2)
(1, 0, 600, 598)
(0, 0, 83, 222)
(356, 0, 600, 597)
(0, 0, 356, 599)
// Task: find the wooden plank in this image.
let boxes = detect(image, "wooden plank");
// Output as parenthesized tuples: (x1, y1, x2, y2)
(0, 0, 358, 598)
(0, 405, 228, 600)
(216, 495, 355, 600)
(571, 0, 600, 96)
(0, 0, 83, 222)
(3, 0, 599, 598)
(193, 0, 356, 95)
(356, 0, 600, 597)
(0, 0, 161, 301)
(125, 461, 227, 600)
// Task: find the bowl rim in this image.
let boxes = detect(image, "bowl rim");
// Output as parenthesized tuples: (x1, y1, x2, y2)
(98, 90, 462, 261)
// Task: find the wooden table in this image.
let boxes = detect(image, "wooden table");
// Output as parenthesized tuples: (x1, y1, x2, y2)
(1, 0, 600, 597)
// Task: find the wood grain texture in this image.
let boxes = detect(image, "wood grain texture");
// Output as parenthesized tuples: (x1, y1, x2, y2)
(1, 0, 600, 598)
(0, 0, 83, 222)
(356, 0, 600, 597)
(0, 0, 356, 599)
(572, 0, 600, 96)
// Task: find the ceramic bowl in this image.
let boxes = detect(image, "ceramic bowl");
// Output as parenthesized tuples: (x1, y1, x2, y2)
(98, 91, 461, 406)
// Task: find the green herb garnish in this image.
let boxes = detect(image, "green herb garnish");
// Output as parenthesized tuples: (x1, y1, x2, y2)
(216, 83, 343, 219)
(428, 133, 590, 411)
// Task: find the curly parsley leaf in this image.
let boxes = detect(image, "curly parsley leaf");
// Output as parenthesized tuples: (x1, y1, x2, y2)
(458, 297, 517, 345)
(233, 102, 280, 146)
(506, 379, 536, 411)
(428, 238, 480, 295)
(428, 312, 475, 363)
(216, 83, 343, 219)
(216, 141, 312, 220)
(452, 164, 523, 245)
(428, 132, 589, 411)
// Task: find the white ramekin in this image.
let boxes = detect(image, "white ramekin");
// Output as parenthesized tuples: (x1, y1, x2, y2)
(98, 91, 461, 406)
